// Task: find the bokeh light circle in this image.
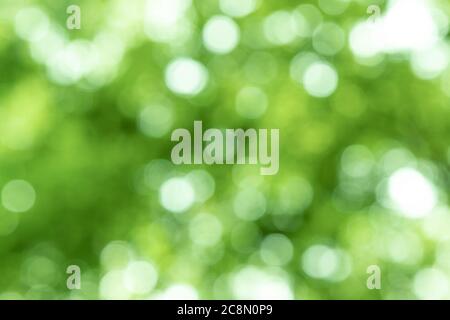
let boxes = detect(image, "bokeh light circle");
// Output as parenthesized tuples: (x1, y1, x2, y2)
(302, 62, 338, 97)
(1, 180, 36, 213)
(165, 58, 208, 96)
(159, 177, 195, 213)
(203, 15, 240, 54)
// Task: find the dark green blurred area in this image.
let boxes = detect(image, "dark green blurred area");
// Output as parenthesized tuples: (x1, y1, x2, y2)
(0, 0, 449, 299)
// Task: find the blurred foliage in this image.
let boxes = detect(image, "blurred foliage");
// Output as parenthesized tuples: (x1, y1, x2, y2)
(0, 0, 449, 299)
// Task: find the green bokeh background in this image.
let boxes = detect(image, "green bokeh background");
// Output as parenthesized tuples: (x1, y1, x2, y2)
(0, 0, 449, 299)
